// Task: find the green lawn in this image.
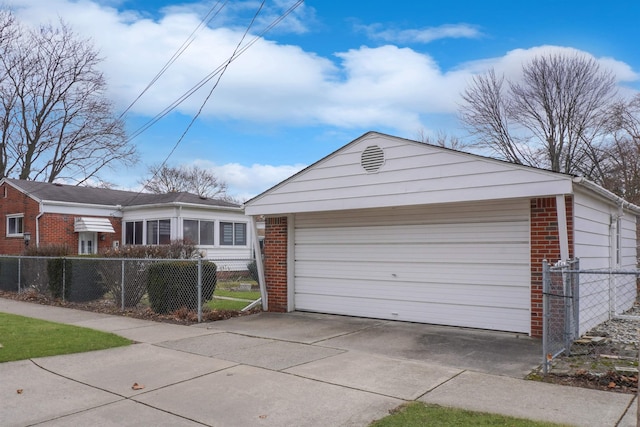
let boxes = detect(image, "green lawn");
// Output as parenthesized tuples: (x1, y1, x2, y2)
(0, 312, 131, 363)
(370, 402, 569, 427)
(207, 285, 261, 311)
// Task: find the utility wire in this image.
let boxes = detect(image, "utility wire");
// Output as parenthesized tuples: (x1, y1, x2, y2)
(126, 0, 304, 143)
(119, 0, 229, 119)
(126, 0, 304, 205)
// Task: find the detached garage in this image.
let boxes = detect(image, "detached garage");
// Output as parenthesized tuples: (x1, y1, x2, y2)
(245, 132, 639, 337)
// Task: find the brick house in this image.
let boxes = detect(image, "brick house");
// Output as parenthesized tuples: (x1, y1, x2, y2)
(245, 132, 640, 337)
(0, 178, 253, 262)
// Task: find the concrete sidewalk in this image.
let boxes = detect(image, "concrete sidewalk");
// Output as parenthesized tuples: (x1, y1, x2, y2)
(0, 298, 637, 427)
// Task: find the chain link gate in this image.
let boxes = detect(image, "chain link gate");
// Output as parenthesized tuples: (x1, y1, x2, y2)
(542, 258, 640, 374)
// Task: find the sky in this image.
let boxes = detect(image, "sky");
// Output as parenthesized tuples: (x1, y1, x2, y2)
(7, 0, 640, 201)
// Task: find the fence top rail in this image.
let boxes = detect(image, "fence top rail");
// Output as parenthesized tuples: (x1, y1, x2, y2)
(0, 255, 255, 263)
(548, 267, 640, 275)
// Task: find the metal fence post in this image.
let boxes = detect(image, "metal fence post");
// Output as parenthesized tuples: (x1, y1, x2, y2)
(197, 256, 202, 322)
(542, 259, 549, 374)
(121, 259, 125, 311)
(563, 263, 573, 355)
(17, 257, 21, 292)
(62, 257, 66, 301)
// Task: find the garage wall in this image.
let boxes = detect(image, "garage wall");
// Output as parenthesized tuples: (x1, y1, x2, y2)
(573, 190, 638, 334)
(293, 199, 532, 333)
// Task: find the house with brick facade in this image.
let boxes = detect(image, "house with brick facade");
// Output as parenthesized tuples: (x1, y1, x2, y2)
(0, 178, 252, 263)
(245, 131, 640, 338)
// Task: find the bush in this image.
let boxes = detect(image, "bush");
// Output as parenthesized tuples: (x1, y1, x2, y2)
(46, 258, 70, 299)
(46, 257, 107, 302)
(0, 257, 19, 291)
(146, 260, 217, 314)
(100, 240, 203, 307)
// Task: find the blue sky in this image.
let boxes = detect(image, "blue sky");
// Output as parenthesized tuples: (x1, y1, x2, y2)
(10, 0, 640, 200)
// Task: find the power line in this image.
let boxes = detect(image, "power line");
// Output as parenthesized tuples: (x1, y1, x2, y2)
(126, 0, 305, 143)
(118, 0, 229, 119)
(125, 0, 304, 206)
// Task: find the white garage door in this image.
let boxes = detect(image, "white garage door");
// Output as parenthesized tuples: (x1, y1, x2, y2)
(293, 200, 531, 333)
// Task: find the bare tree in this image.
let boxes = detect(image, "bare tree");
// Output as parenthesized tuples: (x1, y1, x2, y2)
(460, 53, 618, 178)
(142, 163, 228, 199)
(0, 11, 137, 184)
(598, 95, 640, 204)
(416, 129, 468, 151)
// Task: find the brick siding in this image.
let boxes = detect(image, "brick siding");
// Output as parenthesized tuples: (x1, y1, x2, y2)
(263, 216, 288, 312)
(530, 196, 574, 337)
(0, 181, 122, 254)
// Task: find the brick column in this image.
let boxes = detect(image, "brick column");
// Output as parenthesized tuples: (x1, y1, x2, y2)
(530, 196, 573, 337)
(264, 216, 288, 312)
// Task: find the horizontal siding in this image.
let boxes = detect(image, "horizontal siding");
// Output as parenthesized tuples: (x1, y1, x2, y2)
(293, 201, 531, 333)
(573, 190, 638, 334)
(246, 134, 572, 215)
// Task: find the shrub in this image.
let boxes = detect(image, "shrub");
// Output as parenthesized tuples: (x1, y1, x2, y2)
(146, 260, 217, 314)
(99, 240, 203, 307)
(46, 258, 70, 299)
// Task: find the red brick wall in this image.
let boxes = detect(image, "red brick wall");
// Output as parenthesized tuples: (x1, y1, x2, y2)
(530, 196, 574, 337)
(264, 216, 288, 312)
(0, 181, 122, 254)
(0, 182, 41, 254)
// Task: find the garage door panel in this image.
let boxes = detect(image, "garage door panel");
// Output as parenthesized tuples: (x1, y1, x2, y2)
(295, 261, 529, 286)
(293, 201, 530, 333)
(296, 222, 528, 244)
(295, 294, 530, 333)
(295, 278, 530, 309)
(296, 243, 529, 263)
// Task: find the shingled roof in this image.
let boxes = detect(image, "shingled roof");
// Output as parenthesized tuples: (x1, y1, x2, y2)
(3, 178, 240, 209)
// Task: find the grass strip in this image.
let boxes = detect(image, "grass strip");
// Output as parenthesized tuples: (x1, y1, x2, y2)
(0, 312, 131, 363)
(370, 402, 570, 427)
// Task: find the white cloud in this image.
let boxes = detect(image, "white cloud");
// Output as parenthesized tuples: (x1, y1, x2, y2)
(8, 1, 640, 186)
(358, 23, 482, 44)
(195, 160, 307, 201)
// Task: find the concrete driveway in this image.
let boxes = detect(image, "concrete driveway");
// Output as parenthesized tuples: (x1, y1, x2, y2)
(200, 311, 543, 378)
(1, 300, 636, 427)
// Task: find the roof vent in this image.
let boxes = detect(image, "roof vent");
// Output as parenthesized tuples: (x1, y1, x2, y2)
(361, 145, 385, 173)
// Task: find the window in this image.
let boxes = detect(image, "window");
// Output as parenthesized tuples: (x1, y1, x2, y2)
(183, 219, 215, 245)
(147, 219, 171, 245)
(220, 222, 247, 246)
(125, 221, 143, 245)
(7, 214, 23, 236)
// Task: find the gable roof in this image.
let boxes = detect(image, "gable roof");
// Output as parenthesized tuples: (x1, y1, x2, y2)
(245, 131, 640, 216)
(2, 178, 240, 210)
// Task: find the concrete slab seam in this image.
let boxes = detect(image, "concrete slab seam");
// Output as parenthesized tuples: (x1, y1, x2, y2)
(278, 368, 413, 402)
(414, 369, 468, 401)
(30, 357, 241, 399)
(308, 322, 393, 345)
(615, 395, 637, 427)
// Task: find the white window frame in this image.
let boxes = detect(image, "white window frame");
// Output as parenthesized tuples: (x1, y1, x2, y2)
(147, 219, 171, 245)
(6, 214, 24, 237)
(182, 219, 215, 246)
(220, 221, 247, 246)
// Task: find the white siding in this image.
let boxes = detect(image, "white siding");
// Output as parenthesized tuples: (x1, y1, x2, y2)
(293, 200, 531, 333)
(122, 205, 252, 264)
(246, 133, 573, 215)
(573, 190, 638, 334)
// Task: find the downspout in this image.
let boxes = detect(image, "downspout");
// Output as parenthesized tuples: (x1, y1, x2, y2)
(555, 195, 569, 262)
(35, 202, 44, 247)
(287, 214, 295, 312)
(251, 215, 267, 310)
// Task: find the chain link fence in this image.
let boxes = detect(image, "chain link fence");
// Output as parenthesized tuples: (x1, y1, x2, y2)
(542, 258, 640, 373)
(0, 255, 260, 322)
